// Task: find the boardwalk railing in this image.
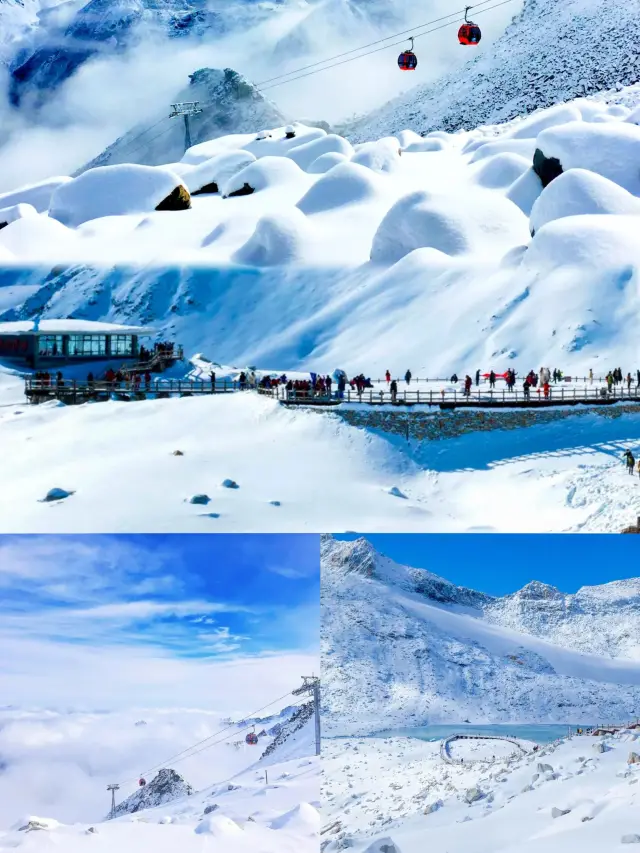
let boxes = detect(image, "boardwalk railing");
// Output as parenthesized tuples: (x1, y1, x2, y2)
(257, 384, 640, 407)
(24, 377, 242, 403)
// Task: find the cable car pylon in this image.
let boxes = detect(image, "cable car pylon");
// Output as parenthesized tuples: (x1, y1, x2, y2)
(293, 675, 321, 756)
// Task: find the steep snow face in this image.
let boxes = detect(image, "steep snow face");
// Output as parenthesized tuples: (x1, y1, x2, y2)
(486, 578, 640, 660)
(321, 535, 640, 735)
(112, 768, 193, 817)
(352, 0, 640, 141)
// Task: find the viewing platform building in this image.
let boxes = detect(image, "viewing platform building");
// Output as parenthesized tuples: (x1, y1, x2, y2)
(0, 320, 157, 368)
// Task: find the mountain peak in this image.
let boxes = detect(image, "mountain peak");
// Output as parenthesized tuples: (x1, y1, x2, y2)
(111, 768, 193, 818)
(513, 580, 564, 601)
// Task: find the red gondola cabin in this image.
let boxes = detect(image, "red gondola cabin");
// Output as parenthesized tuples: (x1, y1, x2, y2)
(398, 37, 417, 71)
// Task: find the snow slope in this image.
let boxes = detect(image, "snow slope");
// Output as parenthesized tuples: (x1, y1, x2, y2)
(352, 0, 640, 141)
(0, 704, 319, 853)
(321, 535, 640, 735)
(1, 383, 640, 532)
(322, 729, 640, 853)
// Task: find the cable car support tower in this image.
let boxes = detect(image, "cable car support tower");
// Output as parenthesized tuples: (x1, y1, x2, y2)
(294, 675, 321, 756)
(169, 102, 203, 152)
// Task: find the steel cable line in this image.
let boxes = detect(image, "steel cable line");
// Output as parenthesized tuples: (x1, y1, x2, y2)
(252, 0, 501, 87)
(119, 688, 296, 786)
(257, 0, 520, 93)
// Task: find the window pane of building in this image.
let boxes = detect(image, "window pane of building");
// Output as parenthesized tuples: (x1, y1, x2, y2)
(111, 335, 134, 356)
(38, 335, 64, 356)
(67, 335, 107, 356)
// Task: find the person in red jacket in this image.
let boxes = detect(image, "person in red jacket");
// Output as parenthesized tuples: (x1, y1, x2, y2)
(385, 369, 391, 384)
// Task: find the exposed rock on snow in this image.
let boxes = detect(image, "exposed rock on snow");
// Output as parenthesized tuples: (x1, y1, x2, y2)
(49, 165, 190, 226)
(535, 121, 640, 195)
(184, 151, 257, 195)
(188, 494, 210, 505)
(221, 479, 239, 489)
(551, 806, 571, 818)
(363, 837, 402, 853)
(111, 768, 193, 818)
(464, 787, 484, 804)
(40, 487, 73, 502)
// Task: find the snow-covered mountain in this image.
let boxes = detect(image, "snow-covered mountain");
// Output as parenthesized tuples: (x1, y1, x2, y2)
(486, 579, 640, 661)
(321, 535, 640, 735)
(111, 767, 194, 817)
(352, 0, 640, 141)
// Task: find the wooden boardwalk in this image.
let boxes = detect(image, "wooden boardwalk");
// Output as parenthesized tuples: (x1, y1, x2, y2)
(23, 378, 640, 410)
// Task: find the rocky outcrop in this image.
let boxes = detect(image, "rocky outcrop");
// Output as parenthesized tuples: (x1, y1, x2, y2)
(110, 769, 193, 818)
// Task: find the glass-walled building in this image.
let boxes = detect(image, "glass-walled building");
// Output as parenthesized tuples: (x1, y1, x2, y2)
(0, 320, 156, 368)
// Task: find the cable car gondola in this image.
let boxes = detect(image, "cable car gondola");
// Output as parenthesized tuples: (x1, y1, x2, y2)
(138, 777, 147, 787)
(397, 37, 418, 71)
(458, 7, 481, 46)
(245, 729, 259, 745)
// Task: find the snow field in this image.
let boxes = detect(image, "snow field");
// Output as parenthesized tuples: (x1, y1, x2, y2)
(322, 730, 640, 853)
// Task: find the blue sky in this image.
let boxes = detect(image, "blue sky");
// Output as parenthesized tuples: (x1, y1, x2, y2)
(0, 534, 319, 709)
(333, 534, 639, 595)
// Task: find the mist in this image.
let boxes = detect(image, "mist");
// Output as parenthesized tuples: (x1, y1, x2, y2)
(0, 0, 522, 193)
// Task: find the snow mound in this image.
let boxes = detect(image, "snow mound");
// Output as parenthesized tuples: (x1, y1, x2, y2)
(270, 802, 320, 834)
(0, 214, 76, 258)
(471, 153, 532, 189)
(0, 203, 38, 227)
(49, 165, 188, 226)
(529, 169, 640, 234)
(296, 162, 385, 214)
(307, 152, 349, 174)
(507, 168, 544, 215)
(508, 104, 584, 139)
(233, 210, 312, 266)
(403, 138, 447, 153)
(351, 138, 401, 173)
(286, 134, 354, 172)
(0, 177, 71, 213)
(370, 188, 529, 264)
(469, 138, 538, 164)
(185, 151, 256, 195)
(524, 214, 640, 273)
(221, 156, 303, 197)
(194, 814, 242, 836)
(535, 121, 640, 195)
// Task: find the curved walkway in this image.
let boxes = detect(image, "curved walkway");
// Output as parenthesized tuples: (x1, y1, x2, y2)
(440, 733, 529, 765)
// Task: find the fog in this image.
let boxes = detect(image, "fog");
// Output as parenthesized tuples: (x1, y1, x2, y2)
(0, 0, 522, 192)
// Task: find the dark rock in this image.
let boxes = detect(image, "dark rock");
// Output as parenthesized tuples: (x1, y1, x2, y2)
(192, 182, 219, 195)
(533, 148, 563, 188)
(155, 184, 191, 211)
(225, 182, 255, 198)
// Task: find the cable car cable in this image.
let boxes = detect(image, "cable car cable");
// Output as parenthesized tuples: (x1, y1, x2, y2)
(117, 687, 296, 786)
(256, 0, 519, 93)
(252, 0, 500, 87)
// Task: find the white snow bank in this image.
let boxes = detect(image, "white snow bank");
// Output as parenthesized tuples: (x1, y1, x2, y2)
(507, 103, 583, 139)
(370, 188, 529, 264)
(507, 167, 544, 214)
(286, 134, 354, 171)
(403, 137, 447, 153)
(269, 802, 320, 834)
(529, 169, 640, 234)
(0, 214, 77, 258)
(307, 152, 349, 174)
(221, 157, 303, 197)
(471, 152, 531, 189)
(468, 138, 538, 163)
(185, 151, 256, 195)
(194, 814, 242, 836)
(351, 138, 402, 173)
(0, 177, 71, 214)
(0, 203, 38, 227)
(49, 165, 188, 227)
(296, 162, 386, 214)
(536, 121, 640, 195)
(524, 214, 640, 273)
(232, 210, 312, 266)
